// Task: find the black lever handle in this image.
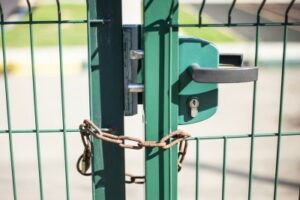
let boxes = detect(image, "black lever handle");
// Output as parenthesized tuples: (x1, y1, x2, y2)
(188, 63, 258, 83)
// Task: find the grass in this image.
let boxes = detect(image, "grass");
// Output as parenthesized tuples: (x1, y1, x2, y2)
(3, 4, 87, 47)
(1, 4, 238, 47)
(179, 6, 238, 43)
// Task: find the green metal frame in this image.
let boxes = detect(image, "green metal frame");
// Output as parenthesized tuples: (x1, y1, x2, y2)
(143, 0, 299, 199)
(143, 0, 179, 199)
(0, 0, 125, 199)
(88, 0, 125, 199)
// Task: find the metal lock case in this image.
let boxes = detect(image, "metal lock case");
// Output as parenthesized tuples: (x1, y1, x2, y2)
(178, 37, 218, 125)
(122, 26, 258, 123)
(178, 36, 258, 125)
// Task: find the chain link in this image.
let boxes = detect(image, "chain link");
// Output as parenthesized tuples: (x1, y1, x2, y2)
(178, 139, 188, 172)
(125, 173, 145, 184)
(77, 119, 190, 183)
(77, 131, 92, 176)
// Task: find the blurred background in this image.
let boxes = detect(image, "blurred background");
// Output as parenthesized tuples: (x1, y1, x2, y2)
(0, 0, 299, 199)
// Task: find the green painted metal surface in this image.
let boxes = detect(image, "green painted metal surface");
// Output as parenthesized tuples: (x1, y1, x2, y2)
(143, 0, 179, 199)
(88, 0, 125, 199)
(178, 37, 218, 125)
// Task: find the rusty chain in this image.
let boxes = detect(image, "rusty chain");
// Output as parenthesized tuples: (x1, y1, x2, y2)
(125, 173, 145, 184)
(76, 128, 92, 176)
(77, 119, 190, 183)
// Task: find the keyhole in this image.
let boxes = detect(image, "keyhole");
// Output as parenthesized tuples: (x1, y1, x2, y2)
(192, 99, 197, 106)
(188, 98, 199, 118)
(189, 98, 199, 108)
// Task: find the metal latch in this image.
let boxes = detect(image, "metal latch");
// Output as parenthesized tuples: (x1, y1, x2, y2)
(123, 25, 144, 116)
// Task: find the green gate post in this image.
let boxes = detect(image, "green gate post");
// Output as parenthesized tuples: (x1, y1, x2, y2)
(143, 0, 179, 199)
(88, 0, 125, 199)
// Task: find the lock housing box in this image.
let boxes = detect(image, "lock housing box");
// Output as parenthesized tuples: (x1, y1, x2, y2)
(178, 36, 218, 125)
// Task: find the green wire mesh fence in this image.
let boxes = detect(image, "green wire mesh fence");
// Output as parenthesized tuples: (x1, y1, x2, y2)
(0, 0, 299, 200)
(176, 0, 300, 199)
(0, 1, 96, 200)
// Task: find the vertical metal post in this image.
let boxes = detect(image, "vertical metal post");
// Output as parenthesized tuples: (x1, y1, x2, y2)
(87, 0, 125, 199)
(143, 0, 179, 199)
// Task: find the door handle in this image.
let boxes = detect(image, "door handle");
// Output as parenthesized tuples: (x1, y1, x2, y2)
(188, 63, 258, 83)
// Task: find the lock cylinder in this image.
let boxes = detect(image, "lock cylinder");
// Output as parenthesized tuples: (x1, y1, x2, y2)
(188, 97, 200, 118)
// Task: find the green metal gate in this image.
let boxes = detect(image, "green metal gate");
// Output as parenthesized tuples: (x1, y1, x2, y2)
(1, 0, 125, 199)
(144, 0, 300, 199)
(0, 0, 299, 200)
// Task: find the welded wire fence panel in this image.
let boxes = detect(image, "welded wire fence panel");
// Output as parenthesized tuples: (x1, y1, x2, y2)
(0, 0, 119, 199)
(177, 0, 300, 199)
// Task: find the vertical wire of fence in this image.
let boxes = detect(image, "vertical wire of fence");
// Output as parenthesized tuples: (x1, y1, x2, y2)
(273, 1, 296, 199)
(195, 138, 200, 200)
(248, 1, 266, 199)
(0, 3, 18, 200)
(55, 1, 71, 199)
(25, 1, 45, 199)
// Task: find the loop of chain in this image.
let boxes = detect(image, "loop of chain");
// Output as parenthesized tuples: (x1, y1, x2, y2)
(77, 132, 92, 176)
(79, 119, 190, 150)
(178, 139, 188, 172)
(77, 119, 190, 183)
(125, 173, 145, 184)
